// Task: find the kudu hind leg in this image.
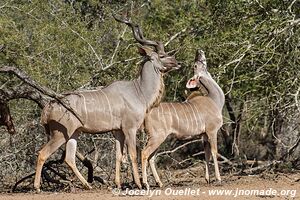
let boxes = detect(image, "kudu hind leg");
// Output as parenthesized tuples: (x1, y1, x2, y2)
(34, 130, 66, 191)
(203, 134, 211, 184)
(113, 131, 125, 188)
(124, 129, 142, 189)
(64, 133, 92, 189)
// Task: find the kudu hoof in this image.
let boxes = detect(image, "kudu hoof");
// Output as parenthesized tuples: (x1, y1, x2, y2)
(84, 184, 92, 190)
(136, 183, 142, 190)
(157, 182, 163, 188)
(205, 178, 210, 184)
(142, 182, 150, 190)
(115, 184, 121, 189)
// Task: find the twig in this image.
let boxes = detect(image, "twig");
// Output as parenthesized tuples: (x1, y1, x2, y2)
(156, 139, 202, 157)
(287, 134, 300, 157)
(75, 151, 94, 183)
(224, 43, 252, 95)
(12, 172, 36, 192)
(218, 153, 233, 165)
(0, 44, 5, 52)
(68, 27, 104, 69)
(109, 25, 128, 66)
(243, 160, 282, 174)
(288, 0, 297, 13)
(164, 27, 188, 47)
(0, 2, 9, 9)
(46, 10, 104, 69)
(292, 84, 300, 112)
(102, 56, 140, 71)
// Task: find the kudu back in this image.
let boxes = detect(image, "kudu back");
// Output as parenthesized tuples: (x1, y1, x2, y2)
(141, 50, 224, 189)
(34, 15, 180, 191)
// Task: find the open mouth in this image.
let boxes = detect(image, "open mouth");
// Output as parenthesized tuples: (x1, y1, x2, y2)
(189, 87, 199, 91)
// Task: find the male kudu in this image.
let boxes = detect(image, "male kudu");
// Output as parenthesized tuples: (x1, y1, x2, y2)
(34, 16, 180, 191)
(141, 50, 224, 189)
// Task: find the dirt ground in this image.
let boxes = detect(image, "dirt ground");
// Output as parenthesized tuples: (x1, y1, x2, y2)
(0, 171, 299, 200)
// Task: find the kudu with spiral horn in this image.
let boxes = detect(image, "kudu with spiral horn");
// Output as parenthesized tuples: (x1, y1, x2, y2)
(33, 15, 180, 191)
(141, 50, 224, 189)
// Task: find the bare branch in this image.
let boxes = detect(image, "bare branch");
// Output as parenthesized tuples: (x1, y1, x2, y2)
(0, 66, 85, 125)
(156, 139, 202, 157)
(243, 160, 282, 174)
(164, 27, 188, 47)
(287, 134, 300, 157)
(109, 25, 128, 66)
(288, 0, 297, 13)
(46, 10, 104, 69)
(68, 27, 104, 69)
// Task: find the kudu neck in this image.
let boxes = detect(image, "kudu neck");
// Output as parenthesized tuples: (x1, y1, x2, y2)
(137, 60, 164, 110)
(200, 73, 225, 110)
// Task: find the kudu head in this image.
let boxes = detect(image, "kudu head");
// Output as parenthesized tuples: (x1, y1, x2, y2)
(186, 49, 209, 89)
(113, 14, 180, 73)
(0, 102, 16, 135)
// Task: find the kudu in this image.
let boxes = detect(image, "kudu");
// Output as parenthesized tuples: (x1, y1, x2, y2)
(141, 50, 224, 189)
(33, 16, 180, 191)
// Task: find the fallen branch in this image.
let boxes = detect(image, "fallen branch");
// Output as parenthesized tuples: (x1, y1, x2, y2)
(218, 153, 233, 165)
(75, 151, 94, 183)
(156, 139, 202, 157)
(243, 160, 282, 174)
(12, 172, 35, 192)
(0, 66, 84, 125)
(0, 83, 49, 107)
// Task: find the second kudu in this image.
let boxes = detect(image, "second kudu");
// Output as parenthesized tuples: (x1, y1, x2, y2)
(34, 16, 180, 191)
(141, 50, 224, 189)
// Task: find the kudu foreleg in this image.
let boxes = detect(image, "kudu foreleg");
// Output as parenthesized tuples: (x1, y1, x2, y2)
(149, 154, 163, 188)
(208, 132, 221, 183)
(141, 135, 166, 189)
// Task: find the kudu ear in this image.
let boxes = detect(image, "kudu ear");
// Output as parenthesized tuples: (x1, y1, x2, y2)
(138, 46, 153, 56)
(186, 77, 199, 89)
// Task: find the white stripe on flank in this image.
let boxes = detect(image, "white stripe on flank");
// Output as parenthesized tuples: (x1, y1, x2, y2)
(170, 103, 180, 130)
(160, 105, 168, 132)
(156, 105, 160, 127)
(89, 92, 98, 123)
(165, 104, 173, 128)
(99, 90, 113, 128)
(187, 102, 198, 133)
(179, 103, 189, 133)
(94, 91, 103, 105)
(192, 103, 203, 131)
(94, 91, 104, 123)
(80, 94, 88, 124)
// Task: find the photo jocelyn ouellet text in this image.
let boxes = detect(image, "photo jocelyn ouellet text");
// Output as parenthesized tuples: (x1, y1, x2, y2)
(112, 187, 297, 198)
